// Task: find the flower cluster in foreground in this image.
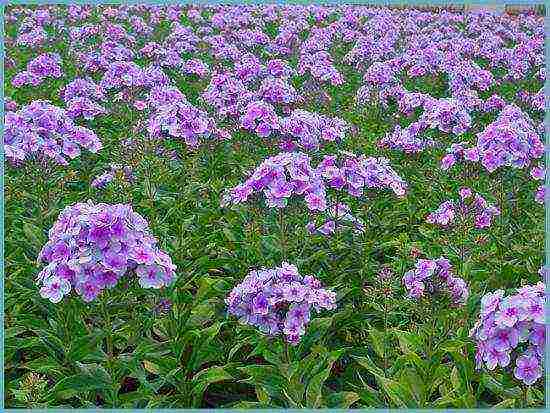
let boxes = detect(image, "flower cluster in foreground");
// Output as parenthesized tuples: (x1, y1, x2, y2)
(37, 201, 176, 303)
(470, 283, 545, 385)
(225, 262, 336, 345)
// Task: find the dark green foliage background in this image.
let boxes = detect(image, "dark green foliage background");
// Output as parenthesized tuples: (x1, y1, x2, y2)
(4, 5, 544, 408)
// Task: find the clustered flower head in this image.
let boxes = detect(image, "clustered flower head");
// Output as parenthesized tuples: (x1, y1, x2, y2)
(201, 73, 256, 119)
(279, 109, 348, 151)
(12, 52, 63, 88)
(259, 76, 298, 105)
(421, 97, 472, 135)
(426, 188, 500, 229)
(379, 121, 436, 154)
(225, 262, 336, 345)
(148, 99, 221, 148)
(240, 100, 279, 138)
(441, 105, 543, 173)
(37, 201, 176, 303)
(4, 100, 102, 165)
(470, 283, 545, 385)
(403, 257, 469, 305)
(316, 152, 408, 198)
(221, 152, 327, 211)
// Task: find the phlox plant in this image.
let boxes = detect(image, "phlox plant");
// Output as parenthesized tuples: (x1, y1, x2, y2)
(470, 283, 545, 388)
(4, 2, 546, 409)
(225, 262, 336, 346)
(4, 100, 102, 165)
(37, 200, 176, 303)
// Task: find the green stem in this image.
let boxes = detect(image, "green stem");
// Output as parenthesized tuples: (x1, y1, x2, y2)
(278, 207, 286, 261)
(101, 297, 113, 357)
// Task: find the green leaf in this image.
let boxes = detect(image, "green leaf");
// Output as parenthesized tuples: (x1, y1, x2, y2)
(324, 391, 360, 408)
(399, 368, 425, 405)
(492, 399, 516, 408)
(480, 373, 522, 399)
(305, 368, 330, 408)
(368, 327, 386, 359)
(192, 366, 234, 399)
(393, 329, 423, 355)
(238, 365, 286, 403)
(353, 355, 385, 378)
(377, 376, 415, 408)
(51, 371, 112, 400)
(67, 332, 105, 362)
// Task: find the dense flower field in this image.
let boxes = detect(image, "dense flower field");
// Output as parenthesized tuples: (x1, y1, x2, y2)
(4, 4, 546, 408)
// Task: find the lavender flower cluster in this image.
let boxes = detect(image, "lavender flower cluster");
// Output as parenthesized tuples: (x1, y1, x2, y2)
(4, 101, 102, 165)
(279, 109, 348, 151)
(470, 283, 544, 385)
(403, 257, 469, 306)
(11, 53, 63, 88)
(441, 105, 543, 173)
(221, 152, 327, 211)
(37, 201, 176, 303)
(316, 153, 408, 198)
(225, 262, 336, 345)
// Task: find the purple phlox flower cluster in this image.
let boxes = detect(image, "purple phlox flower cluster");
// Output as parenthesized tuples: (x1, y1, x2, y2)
(12, 53, 63, 88)
(426, 188, 500, 229)
(240, 100, 280, 138)
(483, 94, 507, 113)
(64, 95, 107, 120)
(91, 163, 135, 189)
(363, 61, 397, 85)
(403, 257, 469, 305)
(443, 105, 544, 173)
(306, 202, 365, 236)
(259, 77, 298, 105)
(221, 152, 327, 211)
(234, 53, 264, 83)
(266, 59, 295, 78)
(37, 201, 177, 303)
(225, 262, 336, 345)
(181, 58, 209, 78)
(298, 50, 343, 86)
(148, 99, 221, 149)
(4, 101, 101, 165)
(99, 62, 169, 91)
(147, 85, 186, 107)
(201, 73, 257, 119)
(316, 153, 408, 198)
(470, 283, 545, 385)
(280, 110, 348, 151)
(17, 26, 48, 48)
(421, 97, 472, 135)
(440, 141, 481, 170)
(5, 97, 18, 111)
(379, 121, 436, 154)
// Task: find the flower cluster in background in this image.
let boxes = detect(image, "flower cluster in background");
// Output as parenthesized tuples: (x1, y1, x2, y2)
(403, 257, 469, 306)
(427, 188, 500, 229)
